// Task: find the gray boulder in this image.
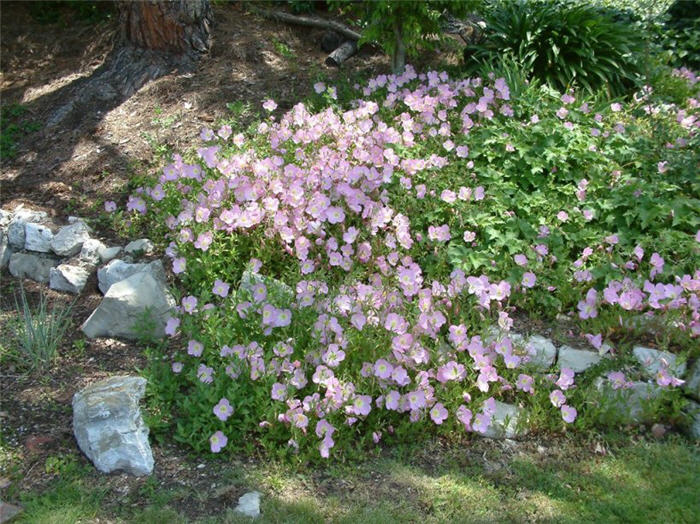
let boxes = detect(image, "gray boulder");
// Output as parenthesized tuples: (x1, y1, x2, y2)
(51, 222, 91, 257)
(72, 375, 153, 476)
(524, 335, 557, 370)
(124, 238, 155, 256)
(79, 238, 106, 266)
(97, 259, 165, 295)
(479, 401, 527, 439)
(633, 346, 686, 379)
(0, 231, 12, 270)
(49, 264, 91, 294)
(0, 208, 12, 228)
(234, 491, 262, 518)
(82, 271, 175, 340)
(7, 208, 48, 249)
(558, 345, 603, 373)
(98, 245, 122, 264)
(8, 253, 59, 283)
(595, 378, 663, 424)
(684, 360, 700, 402)
(24, 223, 54, 253)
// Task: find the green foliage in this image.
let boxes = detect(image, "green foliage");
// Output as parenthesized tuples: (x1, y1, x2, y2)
(332, 0, 483, 72)
(466, 0, 649, 96)
(660, 0, 700, 69)
(27, 1, 114, 25)
(11, 284, 74, 371)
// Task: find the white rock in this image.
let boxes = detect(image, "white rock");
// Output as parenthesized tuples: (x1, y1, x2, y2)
(24, 223, 54, 252)
(524, 335, 557, 370)
(7, 208, 48, 249)
(79, 238, 107, 266)
(595, 378, 663, 424)
(50, 264, 91, 294)
(124, 238, 155, 256)
(8, 252, 59, 283)
(234, 491, 262, 518)
(0, 231, 12, 269)
(51, 221, 91, 257)
(97, 259, 165, 295)
(98, 245, 122, 263)
(684, 360, 700, 402)
(72, 375, 154, 476)
(633, 346, 686, 379)
(479, 401, 527, 439)
(558, 345, 603, 373)
(81, 271, 175, 340)
(0, 208, 12, 228)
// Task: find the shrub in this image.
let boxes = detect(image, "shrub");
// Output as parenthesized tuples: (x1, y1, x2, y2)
(129, 66, 698, 460)
(464, 0, 648, 96)
(661, 0, 700, 69)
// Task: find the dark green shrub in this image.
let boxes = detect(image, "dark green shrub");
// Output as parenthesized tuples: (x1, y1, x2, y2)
(464, 0, 648, 96)
(662, 0, 700, 69)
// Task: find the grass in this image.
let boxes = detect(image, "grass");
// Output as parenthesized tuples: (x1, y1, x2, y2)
(10, 284, 74, 371)
(8, 435, 699, 523)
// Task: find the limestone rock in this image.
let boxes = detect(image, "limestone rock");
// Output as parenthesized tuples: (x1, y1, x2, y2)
(524, 335, 557, 370)
(234, 491, 262, 518)
(479, 401, 527, 439)
(51, 222, 91, 257)
(124, 238, 155, 256)
(8, 253, 59, 283)
(82, 271, 175, 340)
(633, 346, 686, 379)
(0, 208, 12, 228)
(0, 501, 23, 523)
(72, 376, 153, 476)
(595, 379, 663, 424)
(683, 360, 700, 402)
(98, 245, 122, 264)
(79, 238, 106, 266)
(558, 345, 603, 373)
(24, 223, 54, 253)
(0, 232, 12, 270)
(97, 259, 165, 295)
(7, 208, 48, 249)
(49, 264, 91, 294)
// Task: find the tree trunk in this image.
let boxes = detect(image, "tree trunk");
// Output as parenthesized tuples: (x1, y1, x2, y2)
(391, 20, 406, 75)
(47, 0, 212, 128)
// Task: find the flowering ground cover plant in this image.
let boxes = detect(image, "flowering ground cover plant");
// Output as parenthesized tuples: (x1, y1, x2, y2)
(121, 65, 700, 460)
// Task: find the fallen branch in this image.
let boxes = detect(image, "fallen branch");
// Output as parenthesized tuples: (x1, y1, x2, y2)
(325, 40, 358, 67)
(254, 9, 362, 41)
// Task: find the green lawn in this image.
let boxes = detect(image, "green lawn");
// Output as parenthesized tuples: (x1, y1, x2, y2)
(11, 435, 699, 523)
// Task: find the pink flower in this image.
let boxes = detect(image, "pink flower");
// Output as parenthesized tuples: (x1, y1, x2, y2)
(165, 316, 180, 336)
(463, 230, 476, 242)
(514, 254, 528, 266)
(561, 405, 577, 423)
(522, 272, 536, 288)
(549, 389, 566, 408)
(104, 201, 117, 212)
(556, 368, 575, 390)
(262, 99, 277, 111)
(352, 395, 372, 416)
(213, 398, 234, 421)
(172, 257, 186, 274)
(188, 339, 204, 357)
(212, 279, 230, 298)
(171, 362, 183, 373)
(516, 374, 534, 394)
(374, 359, 394, 380)
(182, 295, 198, 314)
(210, 431, 227, 453)
(430, 403, 448, 425)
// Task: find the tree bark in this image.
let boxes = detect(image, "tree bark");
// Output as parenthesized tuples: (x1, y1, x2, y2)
(47, 0, 212, 128)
